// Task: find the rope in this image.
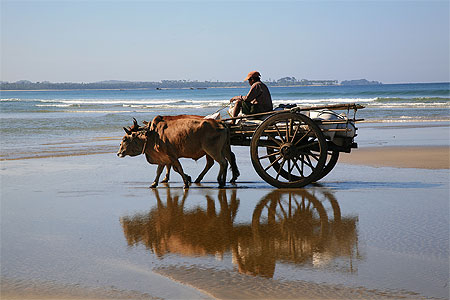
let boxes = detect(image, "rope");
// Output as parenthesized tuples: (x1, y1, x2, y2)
(213, 102, 230, 114)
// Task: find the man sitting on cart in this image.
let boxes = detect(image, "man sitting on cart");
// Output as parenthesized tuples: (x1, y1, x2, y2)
(229, 71, 273, 124)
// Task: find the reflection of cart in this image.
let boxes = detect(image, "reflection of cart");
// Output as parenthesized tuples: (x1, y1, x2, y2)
(225, 103, 364, 188)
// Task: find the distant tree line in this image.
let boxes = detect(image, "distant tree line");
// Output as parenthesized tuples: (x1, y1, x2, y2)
(340, 79, 382, 85)
(1, 77, 380, 90)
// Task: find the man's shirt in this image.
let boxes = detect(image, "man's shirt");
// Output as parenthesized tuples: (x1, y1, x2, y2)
(242, 81, 273, 113)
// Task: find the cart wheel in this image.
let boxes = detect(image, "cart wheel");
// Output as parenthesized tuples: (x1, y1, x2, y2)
(267, 149, 339, 182)
(314, 150, 339, 181)
(250, 112, 327, 188)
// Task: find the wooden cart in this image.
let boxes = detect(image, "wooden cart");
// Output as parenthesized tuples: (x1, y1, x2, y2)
(224, 103, 364, 188)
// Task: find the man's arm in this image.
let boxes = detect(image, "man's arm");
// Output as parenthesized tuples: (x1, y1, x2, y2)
(242, 83, 262, 104)
(229, 83, 262, 103)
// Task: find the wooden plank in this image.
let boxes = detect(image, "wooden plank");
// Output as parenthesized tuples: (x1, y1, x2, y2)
(222, 103, 365, 121)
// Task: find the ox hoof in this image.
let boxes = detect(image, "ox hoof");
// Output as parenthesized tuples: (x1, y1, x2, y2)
(183, 185, 189, 190)
(150, 182, 158, 188)
(194, 178, 202, 184)
(186, 175, 192, 184)
(160, 178, 169, 183)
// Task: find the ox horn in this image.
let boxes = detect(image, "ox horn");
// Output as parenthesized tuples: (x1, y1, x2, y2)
(133, 118, 138, 126)
(123, 127, 131, 135)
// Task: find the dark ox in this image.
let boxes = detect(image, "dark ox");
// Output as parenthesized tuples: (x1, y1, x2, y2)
(117, 116, 240, 188)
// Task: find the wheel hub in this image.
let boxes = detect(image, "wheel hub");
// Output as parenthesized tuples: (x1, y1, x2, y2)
(280, 143, 296, 159)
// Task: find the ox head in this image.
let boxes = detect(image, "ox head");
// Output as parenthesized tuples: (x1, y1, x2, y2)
(117, 131, 147, 158)
(118, 119, 147, 157)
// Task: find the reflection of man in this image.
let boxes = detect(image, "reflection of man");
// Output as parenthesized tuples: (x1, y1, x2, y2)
(229, 71, 273, 123)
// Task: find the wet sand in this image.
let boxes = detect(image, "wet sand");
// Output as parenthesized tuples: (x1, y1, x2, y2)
(1, 123, 449, 300)
(339, 146, 449, 169)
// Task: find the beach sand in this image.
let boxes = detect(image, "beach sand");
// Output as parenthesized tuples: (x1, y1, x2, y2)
(1, 124, 449, 300)
(339, 146, 449, 169)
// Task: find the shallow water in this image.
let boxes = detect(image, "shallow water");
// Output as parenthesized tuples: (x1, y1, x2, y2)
(1, 148, 448, 299)
(1, 83, 449, 161)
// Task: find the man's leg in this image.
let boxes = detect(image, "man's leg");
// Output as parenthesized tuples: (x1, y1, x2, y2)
(230, 99, 243, 124)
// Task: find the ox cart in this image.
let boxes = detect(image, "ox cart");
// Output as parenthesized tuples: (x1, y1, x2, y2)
(223, 103, 364, 188)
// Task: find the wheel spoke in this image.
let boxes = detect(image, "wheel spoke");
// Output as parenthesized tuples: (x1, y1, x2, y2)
(292, 157, 304, 177)
(286, 119, 291, 141)
(273, 123, 286, 143)
(301, 154, 305, 174)
(288, 158, 294, 173)
(294, 129, 312, 146)
(305, 154, 314, 169)
(259, 150, 281, 160)
(275, 157, 286, 180)
(290, 122, 301, 143)
(287, 159, 292, 181)
(266, 134, 282, 146)
(296, 141, 318, 151)
(308, 151, 320, 162)
(264, 155, 282, 171)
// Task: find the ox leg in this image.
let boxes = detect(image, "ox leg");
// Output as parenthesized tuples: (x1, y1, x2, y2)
(161, 165, 171, 183)
(171, 160, 190, 189)
(151, 164, 165, 188)
(216, 158, 228, 188)
(185, 174, 192, 184)
(160, 165, 191, 184)
(204, 150, 228, 188)
(194, 155, 214, 183)
(224, 145, 240, 184)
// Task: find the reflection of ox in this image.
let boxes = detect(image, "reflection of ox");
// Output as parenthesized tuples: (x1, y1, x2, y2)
(120, 188, 359, 278)
(117, 116, 239, 188)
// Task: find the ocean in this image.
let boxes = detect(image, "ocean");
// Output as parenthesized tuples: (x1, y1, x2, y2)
(1, 82, 449, 160)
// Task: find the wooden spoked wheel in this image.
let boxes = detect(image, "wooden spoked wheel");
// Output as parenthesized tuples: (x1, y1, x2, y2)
(266, 149, 340, 183)
(314, 150, 340, 181)
(250, 112, 328, 188)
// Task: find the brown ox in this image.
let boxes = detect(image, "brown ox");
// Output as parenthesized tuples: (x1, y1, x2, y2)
(123, 116, 239, 185)
(125, 116, 235, 185)
(117, 116, 239, 189)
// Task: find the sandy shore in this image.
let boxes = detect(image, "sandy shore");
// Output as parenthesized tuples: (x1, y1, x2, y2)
(339, 146, 449, 169)
(0, 277, 157, 300)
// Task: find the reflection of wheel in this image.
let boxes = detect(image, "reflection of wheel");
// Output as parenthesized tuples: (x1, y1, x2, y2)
(251, 190, 330, 261)
(250, 112, 328, 188)
(252, 190, 329, 232)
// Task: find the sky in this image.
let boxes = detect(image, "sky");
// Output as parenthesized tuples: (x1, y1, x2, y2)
(1, 0, 449, 84)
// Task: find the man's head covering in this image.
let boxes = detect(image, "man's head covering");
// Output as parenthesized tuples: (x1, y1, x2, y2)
(244, 71, 261, 81)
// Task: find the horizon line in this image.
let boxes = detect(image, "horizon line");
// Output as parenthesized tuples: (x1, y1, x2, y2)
(2, 79, 450, 85)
